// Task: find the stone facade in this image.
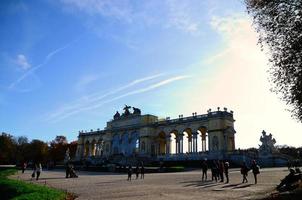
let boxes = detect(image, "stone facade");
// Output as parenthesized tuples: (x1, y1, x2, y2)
(75, 106, 236, 160)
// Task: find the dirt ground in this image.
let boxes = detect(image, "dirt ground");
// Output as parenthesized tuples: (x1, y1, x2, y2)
(11, 167, 289, 200)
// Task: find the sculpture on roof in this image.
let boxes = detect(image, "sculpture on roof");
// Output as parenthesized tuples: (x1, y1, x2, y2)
(122, 104, 131, 116)
(113, 111, 120, 120)
(132, 107, 141, 115)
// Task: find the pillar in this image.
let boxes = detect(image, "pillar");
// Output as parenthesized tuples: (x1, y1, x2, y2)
(179, 134, 183, 153)
(188, 137, 192, 153)
(192, 133, 198, 153)
(165, 136, 171, 154)
(201, 133, 206, 152)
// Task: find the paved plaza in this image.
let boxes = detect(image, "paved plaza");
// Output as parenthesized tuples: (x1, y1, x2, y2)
(12, 168, 289, 200)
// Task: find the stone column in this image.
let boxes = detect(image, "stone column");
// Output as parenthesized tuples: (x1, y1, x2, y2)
(192, 133, 198, 153)
(188, 138, 192, 153)
(179, 134, 183, 153)
(201, 133, 207, 152)
(175, 137, 179, 154)
(165, 136, 171, 154)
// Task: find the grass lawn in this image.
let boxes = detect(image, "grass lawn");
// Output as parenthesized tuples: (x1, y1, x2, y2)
(0, 167, 70, 200)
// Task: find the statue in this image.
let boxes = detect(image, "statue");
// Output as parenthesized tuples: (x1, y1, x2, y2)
(122, 105, 131, 117)
(132, 107, 141, 115)
(113, 111, 120, 120)
(259, 130, 276, 154)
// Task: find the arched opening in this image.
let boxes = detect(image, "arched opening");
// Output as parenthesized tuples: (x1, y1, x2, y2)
(158, 131, 166, 155)
(121, 133, 129, 155)
(183, 128, 192, 153)
(129, 132, 139, 154)
(96, 139, 103, 156)
(198, 126, 208, 152)
(170, 130, 179, 154)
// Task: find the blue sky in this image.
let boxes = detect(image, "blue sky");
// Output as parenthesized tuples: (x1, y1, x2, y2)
(1, 0, 301, 148)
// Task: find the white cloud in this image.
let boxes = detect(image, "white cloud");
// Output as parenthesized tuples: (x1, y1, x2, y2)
(15, 54, 31, 70)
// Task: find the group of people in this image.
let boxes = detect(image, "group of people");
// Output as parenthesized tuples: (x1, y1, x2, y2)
(127, 163, 145, 181)
(201, 160, 230, 183)
(201, 159, 260, 184)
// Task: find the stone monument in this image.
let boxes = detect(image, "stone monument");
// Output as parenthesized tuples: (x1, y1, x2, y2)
(259, 130, 276, 155)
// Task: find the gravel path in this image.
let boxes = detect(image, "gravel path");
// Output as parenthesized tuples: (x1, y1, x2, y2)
(11, 167, 289, 200)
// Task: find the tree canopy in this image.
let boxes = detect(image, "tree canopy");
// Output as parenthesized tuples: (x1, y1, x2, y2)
(245, 0, 302, 121)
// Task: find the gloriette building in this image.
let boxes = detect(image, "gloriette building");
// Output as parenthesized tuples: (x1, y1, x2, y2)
(75, 105, 236, 161)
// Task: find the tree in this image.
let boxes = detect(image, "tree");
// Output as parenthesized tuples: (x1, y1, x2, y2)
(49, 135, 68, 165)
(68, 141, 78, 159)
(0, 132, 17, 164)
(27, 139, 49, 164)
(245, 0, 302, 121)
(15, 136, 30, 164)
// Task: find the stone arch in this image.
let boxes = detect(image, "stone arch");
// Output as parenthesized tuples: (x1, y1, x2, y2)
(129, 131, 139, 154)
(169, 130, 183, 154)
(157, 131, 166, 155)
(197, 126, 208, 152)
(183, 128, 193, 153)
(96, 138, 103, 156)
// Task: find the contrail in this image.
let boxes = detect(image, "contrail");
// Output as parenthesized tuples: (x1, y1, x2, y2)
(50, 75, 190, 122)
(46, 73, 165, 120)
(9, 40, 77, 89)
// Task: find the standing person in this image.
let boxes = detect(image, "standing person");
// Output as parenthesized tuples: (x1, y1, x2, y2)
(241, 161, 249, 183)
(201, 160, 208, 181)
(127, 165, 132, 181)
(31, 163, 36, 179)
(65, 162, 70, 178)
(135, 164, 140, 179)
(22, 162, 27, 173)
(224, 161, 230, 183)
(140, 163, 145, 179)
(211, 160, 218, 182)
(36, 163, 42, 180)
(251, 160, 260, 184)
(218, 160, 225, 182)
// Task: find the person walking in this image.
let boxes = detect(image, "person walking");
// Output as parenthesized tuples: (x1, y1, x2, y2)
(201, 160, 208, 181)
(31, 163, 36, 179)
(36, 163, 42, 180)
(127, 165, 132, 181)
(22, 162, 27, 173)
(251, 160, 260, 184)
(65, 162, 70, 178)
(218, 160, 225, 182)
(241, 161, 249, 183)
(224, 161, 230, 183)
(140, 163, 145, 179)
(135, 164, 140, 179)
